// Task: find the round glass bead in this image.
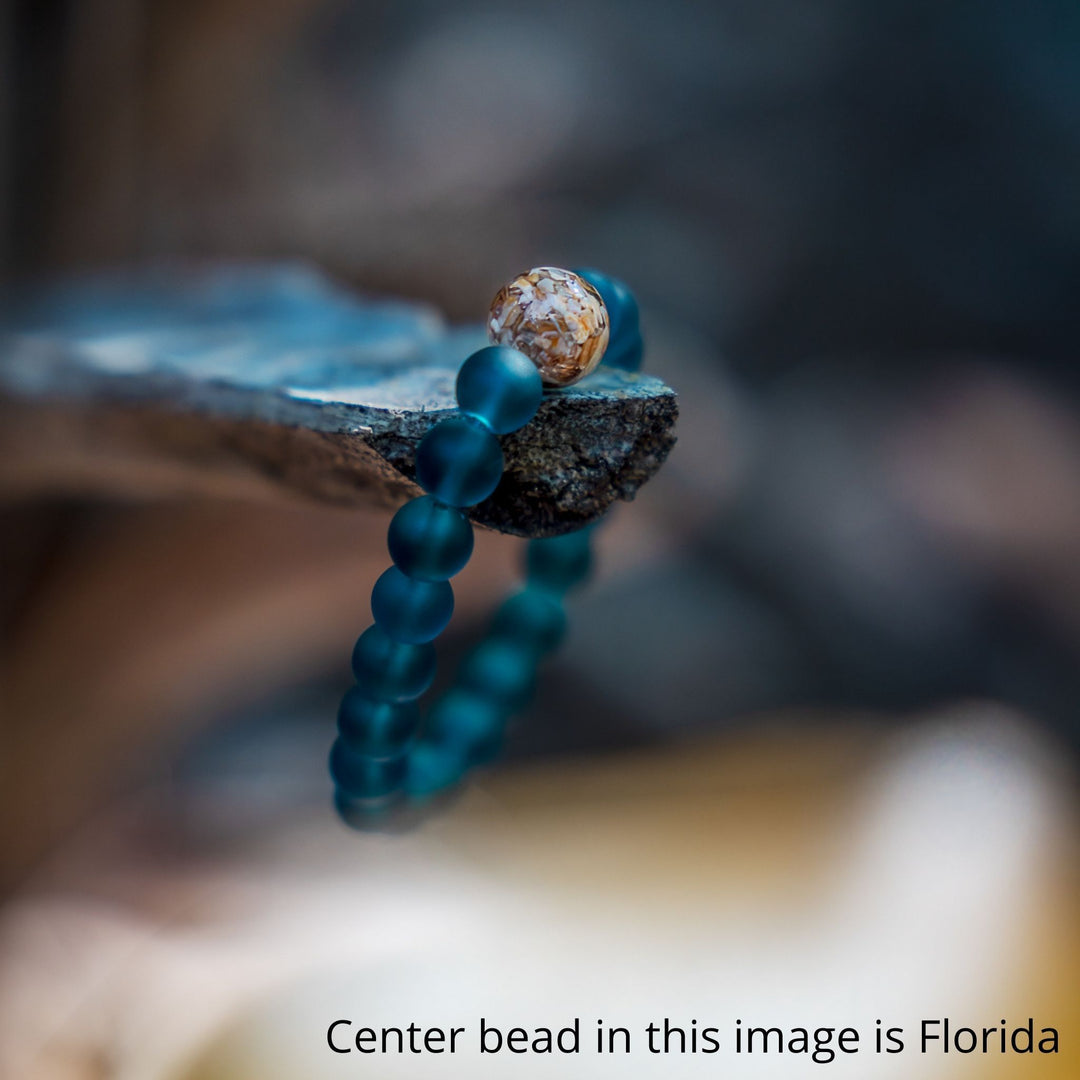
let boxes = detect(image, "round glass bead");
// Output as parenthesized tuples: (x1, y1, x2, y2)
(387, 496, 473, 582)
(425, 688, 505, 764)
(371, 566, 454, 644)
(460, 639, 536, 709)
(602, 327, 644, 373)
(329, 738, 407, 798)
(575, 267, 641, 370)
(491, 588, 567, 654)
(416, 415, 504, 507)
(488, 267, 609, 386)
(405, 738, 468, 798)
(526, 528, 593, 594)
(337, 689, 419, 759)
(350, 624, 436, 702)
(455, 346, 543, 435)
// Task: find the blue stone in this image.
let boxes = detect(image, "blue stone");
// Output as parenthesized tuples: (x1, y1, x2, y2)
(329, 738, 407, 798)
(388, 495, 473, 581)
(455, 345, 543, 434)
(337, 689, 419, 759)
(491, 588, 567, 654)
(416, 415, 504, 507)
(371, 566, 454, 644)
(526, 528, 593, 594)
(350, 624, 436, 702)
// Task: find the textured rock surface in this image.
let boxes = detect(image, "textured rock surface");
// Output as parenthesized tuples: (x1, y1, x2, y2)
(0, 265, 677, 536)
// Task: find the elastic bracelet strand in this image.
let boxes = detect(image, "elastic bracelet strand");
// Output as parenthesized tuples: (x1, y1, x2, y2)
(330, 267, 642, 825)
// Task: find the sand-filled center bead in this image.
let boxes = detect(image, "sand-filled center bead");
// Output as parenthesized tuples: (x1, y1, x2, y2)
(488, 267, 610, 387)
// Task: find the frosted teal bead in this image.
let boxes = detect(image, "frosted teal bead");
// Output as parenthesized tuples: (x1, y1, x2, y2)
(337, 689, 419, 759)
(575, 268, 642, 372)
(416, 415, 504, 507)
(456, 346, 543, 434)
(350, 625, 435, 702)
(491, 588, 566, 654)
(329, 738, 407, 798)
(371, 566, 454, 644)
(426, 688, 506, 764)
(460, 639, 536, 709)
(526, 528, 593, 594)
(405, 739, 468, 798)
(603, 327, 643, 373)
(388, 496, 473, 581)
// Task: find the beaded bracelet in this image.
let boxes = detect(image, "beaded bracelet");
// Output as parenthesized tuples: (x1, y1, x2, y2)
(330, 266, 644, 825)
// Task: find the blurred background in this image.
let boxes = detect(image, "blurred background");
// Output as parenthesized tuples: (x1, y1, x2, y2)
(1, 1, 1080, 1077)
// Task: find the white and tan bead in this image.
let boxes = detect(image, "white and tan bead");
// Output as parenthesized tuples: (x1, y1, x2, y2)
(487, 267, 610, 387)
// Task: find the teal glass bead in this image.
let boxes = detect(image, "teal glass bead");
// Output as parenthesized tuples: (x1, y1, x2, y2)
(329, 738, 407, 798)
(405, 738, 468, 798)
(416, 415, 504, 507)
(350, 625, 436, 702)
(388, 496, 473, 582)
(603, 327, 644, 373)
(460, 639, 536, 709)
(526, 528, 593, 594)
(337, 689, 419, 759)
(425, 688, 505, 764)
(491, 588, 567, 654)
(575, 267, 642, 371)
(455, 346, 543, 434)
(371, 566, 454, 644)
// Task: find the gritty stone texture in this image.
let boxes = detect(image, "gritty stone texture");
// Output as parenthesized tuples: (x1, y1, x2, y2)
(0, 265, 677, 537)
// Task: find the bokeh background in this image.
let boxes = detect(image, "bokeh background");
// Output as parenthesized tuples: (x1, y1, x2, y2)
(1, 1, 1079, 1077)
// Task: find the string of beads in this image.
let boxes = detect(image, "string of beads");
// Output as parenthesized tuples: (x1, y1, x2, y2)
(330, 268, 642, 824)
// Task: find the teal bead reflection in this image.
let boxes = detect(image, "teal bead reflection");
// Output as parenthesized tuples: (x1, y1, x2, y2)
(460, 639, 536, 710)
(426, 688, 505, 763)
(337, 689, 419, 759)
(350, 625, 436, 702)
(329, 738, 407, 798)
(334, 787, 402, 828)
(405, 739, 468, 798)
(575, 268, 642, 371)
(492, 588, 566, 654)
(388, 496, 473, 581)
(416, 415, 503, 507)
(371, 566, 454, 644)
(526, 528, 593, 594)
(455, 346, 543, 434)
